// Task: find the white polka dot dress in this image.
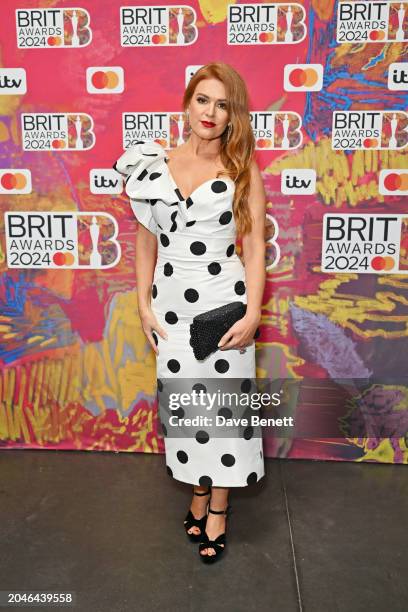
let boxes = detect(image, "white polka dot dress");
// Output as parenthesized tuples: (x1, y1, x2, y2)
(115, 139, 265, 487)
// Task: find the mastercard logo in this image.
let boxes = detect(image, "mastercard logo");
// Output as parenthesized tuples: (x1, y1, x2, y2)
(151, 34, 168, 44)
(363, 138, 379, 148)
(284, 64, 323, 91)
(0, 170, 31, 193)
(86, 67, 124, 94)
(256, 139, 274, 148)
(1, 172, 27, 189)
(47, 36, 62, 46)
(53, 252, 75, 266)
(383, 172, 408, 191)
(369, 30, 386, 41)
(371, 256, 395, 271)
(91, 71, 119, 90)
(259, 32, 275, 43)
(379, 170, 408, 194)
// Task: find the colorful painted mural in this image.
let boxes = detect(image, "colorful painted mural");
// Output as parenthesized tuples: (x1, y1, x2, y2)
(0, 0, 407, 464)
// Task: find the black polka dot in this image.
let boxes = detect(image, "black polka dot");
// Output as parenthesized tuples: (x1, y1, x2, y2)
(164, 263, 173, 276)
(175, 188, 184, 201)
(190, 241, 206, 256)
(195, 430, 210, 444)
(243, 426, 254, 440)
(166, 466, 173, 477)
(199, 475, 213, 487)
(149, 172, 162, 181)
(152, 284, 157, 299)
(208, 262, 221, 275)
(152, 331, 158, 345)
(149, 199, 158, 206)
(211, 180, 228, 193)
(215, 359, 229, 373)
(167, 359, 180, 373)
(218, 407, 232, 419)
(247, 472, 258, 485)
(186, 197, 194, 209)
(234, 281, 245, 295)
(161, 423, 167, 436)
(184, 288, 199, 303)
(160, 234, 170, 247)
(165, 311, 178, 324)
(137, 169, 148, 181)
(219, 211, 232, 225)
(221, 454, 235, 467)
(260, 450, 263, 458)
(170, 210, 177, 232)
(241, 379, 252, 393)
(177, 450, 188, 463)
(157, 379, 163, 392)
(226, 244, 235, 257)
(173, 406, 184, 418)
(186, 220, 196, 227)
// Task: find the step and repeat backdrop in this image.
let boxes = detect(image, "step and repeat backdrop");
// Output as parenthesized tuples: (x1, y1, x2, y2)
(0, 0, 407, 464)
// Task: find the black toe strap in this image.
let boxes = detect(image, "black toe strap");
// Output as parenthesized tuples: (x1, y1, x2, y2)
(184, 510, 207, 530)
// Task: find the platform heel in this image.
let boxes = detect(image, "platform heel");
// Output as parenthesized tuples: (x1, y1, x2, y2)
(198, 504, 231, 564)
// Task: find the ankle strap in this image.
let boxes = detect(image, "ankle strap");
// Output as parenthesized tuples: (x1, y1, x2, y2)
(194, 487, 211, 496)
(208, 504, 230, 515)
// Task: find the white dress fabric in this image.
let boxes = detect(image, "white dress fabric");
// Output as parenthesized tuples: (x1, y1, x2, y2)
(115, 139, 265, 487)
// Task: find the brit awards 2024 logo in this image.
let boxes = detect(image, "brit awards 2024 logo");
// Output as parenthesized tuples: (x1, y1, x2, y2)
(321, 214, 408, 274)
(5, 212, 121, 270)
(227, 3, 307, 45)
(331, 111, 408, 150)
(15, 8, 92, 48)
(122, 111, 303, 150)
(337, 1, 407, 43)
(120, 5, 198, 46)
(21, 113, 95, 151)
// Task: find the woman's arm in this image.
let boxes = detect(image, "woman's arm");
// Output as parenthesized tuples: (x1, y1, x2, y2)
(135, 224, 168, 354)
(218, 159, 266, 350)
(240, 159, 266, 322)
(135, 224, 158, 315)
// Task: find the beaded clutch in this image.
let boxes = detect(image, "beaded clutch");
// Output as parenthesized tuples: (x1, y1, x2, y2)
(189, 301, 260, 360)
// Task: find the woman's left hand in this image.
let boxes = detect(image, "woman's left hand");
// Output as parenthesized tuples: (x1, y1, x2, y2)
(218, 313, 261, 352)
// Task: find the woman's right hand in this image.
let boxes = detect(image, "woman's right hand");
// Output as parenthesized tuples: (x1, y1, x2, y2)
(139, 307, 168, 355)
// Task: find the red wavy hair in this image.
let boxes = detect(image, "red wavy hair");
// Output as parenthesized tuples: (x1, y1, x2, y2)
(182, 62, 255, 237)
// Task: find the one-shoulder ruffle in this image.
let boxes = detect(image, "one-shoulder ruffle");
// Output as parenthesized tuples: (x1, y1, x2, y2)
(114, 139, 194, 234)
(114, 140, 180, 205)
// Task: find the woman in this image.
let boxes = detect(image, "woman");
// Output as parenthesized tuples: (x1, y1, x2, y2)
(114, 62, 266, 563)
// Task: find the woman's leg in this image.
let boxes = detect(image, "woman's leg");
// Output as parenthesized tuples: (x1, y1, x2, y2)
(199, 486, 229, 557)
(187, 485, 211, 536)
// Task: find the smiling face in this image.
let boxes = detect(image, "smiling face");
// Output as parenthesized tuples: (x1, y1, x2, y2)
(187, 77, 230, 140)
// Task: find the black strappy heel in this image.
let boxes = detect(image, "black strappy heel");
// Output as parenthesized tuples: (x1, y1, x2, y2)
(183, 487, 211, 542)
(198, 504, 231, 564)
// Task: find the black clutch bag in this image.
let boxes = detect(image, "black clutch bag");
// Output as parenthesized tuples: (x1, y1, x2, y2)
(189, 301, 261, 360)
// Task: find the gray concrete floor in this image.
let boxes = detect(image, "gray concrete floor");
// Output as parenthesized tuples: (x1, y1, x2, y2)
(0, 450, 407, 612)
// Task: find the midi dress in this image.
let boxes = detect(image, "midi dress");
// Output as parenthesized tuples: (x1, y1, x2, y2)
(115, 139, 265, 487)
